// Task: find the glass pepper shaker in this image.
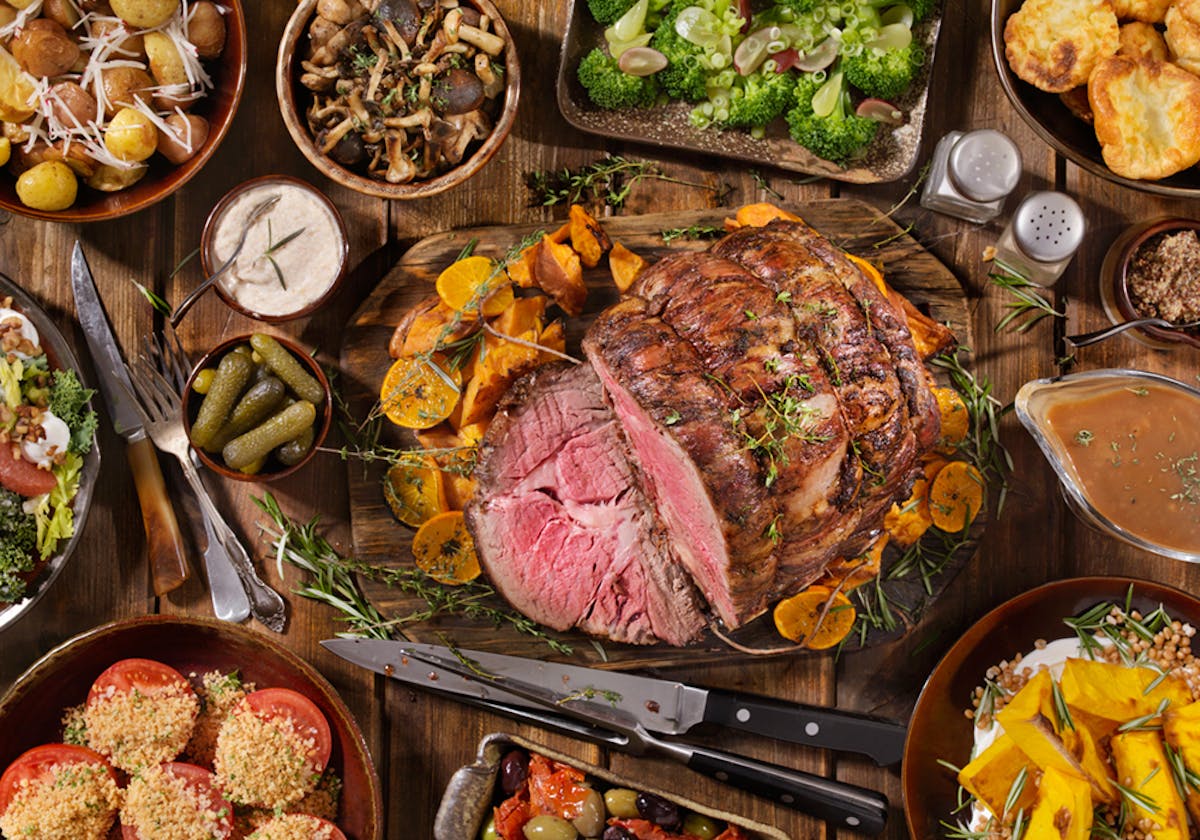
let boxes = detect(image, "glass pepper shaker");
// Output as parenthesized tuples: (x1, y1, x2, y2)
(920, 129, 1023, 224)
(992, 191, 1086, 287)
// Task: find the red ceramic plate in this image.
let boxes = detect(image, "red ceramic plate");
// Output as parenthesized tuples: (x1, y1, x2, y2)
(0, 616, 382, 840)
(903, 576, 1200, 838)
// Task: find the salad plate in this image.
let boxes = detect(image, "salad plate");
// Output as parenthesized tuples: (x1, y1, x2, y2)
(0, 273, 100, 633)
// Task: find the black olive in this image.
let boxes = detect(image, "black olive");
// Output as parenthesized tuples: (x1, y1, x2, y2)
(601, 828, 636, 840)
(330, 132, 365, 167)
(636, 792, 682, 832)
(430, 68, 484, 116)
(372, 0, 419, 44)
(498, 749, 529, 797)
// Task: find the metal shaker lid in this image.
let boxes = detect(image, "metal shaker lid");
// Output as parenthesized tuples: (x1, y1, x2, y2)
(1012, 191, 1086, 263)
(947, 129, 1022, 202)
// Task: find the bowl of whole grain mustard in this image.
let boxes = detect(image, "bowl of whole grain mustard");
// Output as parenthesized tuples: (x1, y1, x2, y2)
(1100, 218, 1200, 350)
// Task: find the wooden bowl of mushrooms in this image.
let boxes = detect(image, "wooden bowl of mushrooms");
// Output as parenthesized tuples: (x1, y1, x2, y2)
(276, 0, 519, 200)
(0, 0, 245, 222)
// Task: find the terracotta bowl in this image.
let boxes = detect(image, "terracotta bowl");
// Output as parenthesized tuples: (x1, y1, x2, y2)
(1097, 217, 1200, 350)
(200, 174, 349, 323)
(990, 0, 1200, 198)
(0, 2, 247, 223)
(275, 0, 520, 199)
(903, 576, 1200, 838)
(182, 333, 332, 482)
(0, 615, 383, 840)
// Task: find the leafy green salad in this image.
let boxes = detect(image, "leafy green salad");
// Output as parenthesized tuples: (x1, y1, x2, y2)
(577, 0, 936, 163)
(0, 297, 97, 602)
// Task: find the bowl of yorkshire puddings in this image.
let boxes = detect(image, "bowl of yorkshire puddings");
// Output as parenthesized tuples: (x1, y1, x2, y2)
(992, 0, 1200, 196)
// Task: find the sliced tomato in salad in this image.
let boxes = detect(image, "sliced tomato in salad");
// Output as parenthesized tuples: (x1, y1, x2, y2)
(120, 762, 235, 840)
(87, 658, 194, 705)
(0, 449, 57, 497)
(241, 687, 333, 771)
(0, 743, 117, 817)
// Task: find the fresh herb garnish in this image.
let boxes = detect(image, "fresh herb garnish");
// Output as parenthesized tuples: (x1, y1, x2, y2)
(660, 224, 724, 244)
(988, 265, 1067, 332)
(261, 219, 307, 290)
(526, 155, 731, 209)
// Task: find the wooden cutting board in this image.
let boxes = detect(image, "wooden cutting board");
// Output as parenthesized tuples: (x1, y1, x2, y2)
(340, 200, 975, 669)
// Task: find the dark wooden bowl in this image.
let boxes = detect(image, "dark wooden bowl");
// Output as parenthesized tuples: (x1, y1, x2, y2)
(0, 2, 247, 222)
(182, 333, 332, 482)
(1099, 217, 1200, 349)
(990, 0, 1200, 197)
(0, 616, 382, 840)
(200, 174, 349, 323)
(903, 576, 1200, 838)
(275, 0, 520, 200)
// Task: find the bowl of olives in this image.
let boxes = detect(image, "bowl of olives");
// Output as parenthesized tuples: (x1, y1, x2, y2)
(182, 333, 331, 482)
(0, 0, 246, 221)
(435, 733, 788, 840)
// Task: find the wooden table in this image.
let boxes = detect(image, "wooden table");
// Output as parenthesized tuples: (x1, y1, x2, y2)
(3, 2, 1198, 838)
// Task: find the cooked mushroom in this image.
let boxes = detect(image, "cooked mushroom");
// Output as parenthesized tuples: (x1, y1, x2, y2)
(385, 132, 416, 182)
(317, 0, 366, 26)
(372, 0, 419, 43)
(430, 68, 484, 115)
(474, 53, 503, 99)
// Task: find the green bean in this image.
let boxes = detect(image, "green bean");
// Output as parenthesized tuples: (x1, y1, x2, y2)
(221, 400, 316, 470)
(207, 376, 287, 452)
(250, 333, 324, 404)
(276, 425, 315, 467)
(190, 351, 254, 450)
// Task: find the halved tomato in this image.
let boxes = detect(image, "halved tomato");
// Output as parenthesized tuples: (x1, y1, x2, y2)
(241, 688, 332, 771)
(0, 743, 117, 817)
(0, 449, 56, 497)
(87, 658, 193, 705)
(120, 762, 235, 840)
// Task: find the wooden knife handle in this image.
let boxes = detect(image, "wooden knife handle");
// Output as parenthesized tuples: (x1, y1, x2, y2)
(126, 437, 191, 596)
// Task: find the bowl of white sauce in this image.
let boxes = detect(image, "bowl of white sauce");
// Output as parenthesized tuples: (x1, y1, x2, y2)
(201, 175, 348, 322)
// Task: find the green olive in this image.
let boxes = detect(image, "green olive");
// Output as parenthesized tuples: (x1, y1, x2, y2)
(479, 815, 499, 840)
(682, 814, 722, 840)
(521, 815, 577, 840)
(190, 350, 253, 450)
(221, 400, 316, 470)
(571, 789, 604, 838)
(603, 788, 639, 819)
(249, 333, 325, 404)
(191, 367, 216, 395)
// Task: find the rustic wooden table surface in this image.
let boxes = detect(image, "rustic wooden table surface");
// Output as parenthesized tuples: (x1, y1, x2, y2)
(3, 1, 1199, 838)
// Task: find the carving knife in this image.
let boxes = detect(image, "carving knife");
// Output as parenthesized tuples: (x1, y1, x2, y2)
(322, 638, 889, 833)
(322, 639, 906, 766)
(71, 243, 191, 595)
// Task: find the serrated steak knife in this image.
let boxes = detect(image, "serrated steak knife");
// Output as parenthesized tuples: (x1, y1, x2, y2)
(321, 638, 906, 766)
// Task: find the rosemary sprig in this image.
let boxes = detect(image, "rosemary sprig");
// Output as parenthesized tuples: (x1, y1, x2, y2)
(261, 219, 307, 290)
(750, 169, 784, 201)
(1050, 679, 1075, 731)
(1117, 697, 1169, 733)
(661, 224, 724, 244)
(131, 280, 172, 318)
(1114, 774, 1160, 814)
(1002, 766, 1028, 819)
(938, 819, 997, 840)
(988, 266, 1067, 333)
(253, 493, 573, 655)
(1166, 742, 1200, 799)
(526, 155, 732, 209)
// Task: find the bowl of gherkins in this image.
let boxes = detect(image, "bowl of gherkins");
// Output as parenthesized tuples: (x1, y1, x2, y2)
(183, 333, 331, 481)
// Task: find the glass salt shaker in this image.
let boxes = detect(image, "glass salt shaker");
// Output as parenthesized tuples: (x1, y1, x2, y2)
(920, 129, 1022, 224)
(992, 191, 1086, 287)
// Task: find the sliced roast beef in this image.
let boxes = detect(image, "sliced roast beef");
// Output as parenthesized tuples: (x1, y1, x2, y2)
(466, 363, 706, 646)
(583, 297, 775, 627)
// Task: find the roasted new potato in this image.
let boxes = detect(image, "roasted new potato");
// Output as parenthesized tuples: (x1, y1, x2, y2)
(156, 113, 208, 164)
(100, 67, 153, 119)
(1004, 0, 1119, 92)
(48, 81, 98, 128)
(104, 107, 158, 162)
(11, 19, 80, 78)
(110, 0, 178, 29)
(143, 31, 187, 87)
(16, 160, 77, 211)
(86, 162, 146, 192)
(186, 1, 226, 59)
(1089, 55, 1200, 180)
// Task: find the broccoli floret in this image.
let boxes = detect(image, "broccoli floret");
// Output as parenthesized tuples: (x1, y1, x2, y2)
(786, 71, 878, 164)
(577, 48, 660, 110)
(791, 71, 825, 114)
(47, 369, 96, 455)
(0, 489, 35, 602)
(586, 0, 638, 24)
(842, 43, 924, 101)
(650, 3, 713, 102)
(907, 0, 937, 22)
(719, 69, 795, 129)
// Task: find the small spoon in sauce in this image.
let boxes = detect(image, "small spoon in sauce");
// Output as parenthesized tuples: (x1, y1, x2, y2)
(169, 195, 281, 327)
(1064, 316, 1200, 348)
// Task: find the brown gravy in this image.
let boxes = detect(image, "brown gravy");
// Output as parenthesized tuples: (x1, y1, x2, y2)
(1046, 381, 1200, 553)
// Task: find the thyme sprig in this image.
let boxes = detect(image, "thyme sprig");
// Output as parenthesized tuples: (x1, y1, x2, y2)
(660, 224, 725, 244)
(526, 155, 732, 209)
(253, 493, 573, 654)
(988, 265, 1067, 333)
(261, 219, 306, 290)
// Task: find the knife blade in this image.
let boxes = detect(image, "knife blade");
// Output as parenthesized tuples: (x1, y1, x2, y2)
(71, 243, 190, 596)
(321, 638, 906, 765)
(323, 638, 889, 833)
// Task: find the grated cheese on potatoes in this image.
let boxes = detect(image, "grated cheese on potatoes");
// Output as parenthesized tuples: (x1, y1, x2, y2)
(185, 670, 253, 767)
(0, 760, 121, 839)
(214, 701, 321, 809)
(83, 683, 199, 773)
(122, 764, 230, 840)
(247, 814, 337, 840)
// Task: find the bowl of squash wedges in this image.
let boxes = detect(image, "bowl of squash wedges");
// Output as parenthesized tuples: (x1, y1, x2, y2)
(904, 576, 1200, 839)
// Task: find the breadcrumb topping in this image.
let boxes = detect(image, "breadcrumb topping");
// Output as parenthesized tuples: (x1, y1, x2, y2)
(122, 764, 231, 840)
(247, 814, 337, 840)
(84, 683, 199, 773)
(0, 760, 121, 840)
(185, 670, 253, 767)
(214, 701, 320, 809)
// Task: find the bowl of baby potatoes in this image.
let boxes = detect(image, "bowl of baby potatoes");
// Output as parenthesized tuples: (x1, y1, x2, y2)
(992, 0, 1200, 196)
(0, 0, 246, 221)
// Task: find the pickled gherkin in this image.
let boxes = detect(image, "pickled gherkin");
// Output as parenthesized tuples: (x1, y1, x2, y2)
(207, 376, 287, 450)
(221, 400, 317, 470)
(250, 333, 325, 404)
(190, 351, 254, 450)
(276, 426, 315, 467)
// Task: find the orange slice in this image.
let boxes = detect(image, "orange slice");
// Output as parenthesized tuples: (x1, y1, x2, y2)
(383, 458, 448, 528)
(929, 461, 985, 533)
(773, 585, 856, 649)
(933, 386, 970, 454)
(435, 255, 513, 318)
(412, 511, 481, 585)
(380, 354, 462, 430)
